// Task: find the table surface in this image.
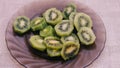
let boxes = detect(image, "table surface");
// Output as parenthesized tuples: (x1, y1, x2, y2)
(0, 0, 120, 68)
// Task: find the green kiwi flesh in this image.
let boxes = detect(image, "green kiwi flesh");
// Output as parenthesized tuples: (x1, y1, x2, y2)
(29, 35, 46, 51)
(31, 17, 47, 31)
(61, 33, 79, 44)
(40, 26, 54, 37)
(63, 3, 76, 19)
(74, 13, 92, 31)
(77, 27, 96, 45)
(13, 3, 96, 60)
(47, 48, 61, 57)
(13, 16, 30, 35)
(61, 41, 80, 60)
(44, 8, 63, 25)
(44, 36, 63, 50)
(69, 12, 77, 23)
(55, 20, 74, 36)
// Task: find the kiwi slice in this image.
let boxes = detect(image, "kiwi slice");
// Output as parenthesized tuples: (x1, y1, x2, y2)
(63, 3, 76, 19)
(13, 16, 30, 35)
(29, 35, 46, 51)
(40, 26, 54, 37)
(55, 20, 74, 36)
(47, 48, 61, 57)
(61, 33, 79, 44)
(77, 27, 96, 45)
(69, 12, 77, 23)
(61, 41, 80, 60)
(44, 36, 63, 50)
(43, 8, 63, 25)
(31, 17, 47, 31)
(74, 13, 92, 31)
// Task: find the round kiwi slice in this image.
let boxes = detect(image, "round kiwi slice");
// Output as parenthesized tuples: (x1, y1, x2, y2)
(44, 36, 63, 50)
(31, 17, 47, 31)
(55, 20, 74, 36)
(77, 27, 96, 45)
(61, 41, 80, 60)
(29, 35, 46, 51)
(63, 3, 76, 19)
(61, 33, 79, 44)
(43, 8, 63, 25)
(40, 26, 54, 37)
(13, 16, 30, 35)
(47, 48, 61, 57)
(74, 13, 92, 31)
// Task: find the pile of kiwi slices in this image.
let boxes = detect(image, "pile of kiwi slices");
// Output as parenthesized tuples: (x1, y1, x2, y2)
(13, 3, 96, 61)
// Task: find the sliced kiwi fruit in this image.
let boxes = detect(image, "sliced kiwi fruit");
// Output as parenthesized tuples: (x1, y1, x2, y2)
(61, 33, 79, 44)
(13, 16, 30, 35)
(69, 12, 77, 23)
(55, 20, 74, 36)
(44, 36, 63, 50)
(29, 35, 46, 51)
(61, 41, 80, 60)
(77, 27, 96, 45)
(74, 13, 92, 31)
(40, 26, 54, 37)
(30, 17, 47, 31)
(43, 8, 63, 25)
(47, 48, 61, 57)
(63, 3, 76, 19)
(13, 4, 95, 60)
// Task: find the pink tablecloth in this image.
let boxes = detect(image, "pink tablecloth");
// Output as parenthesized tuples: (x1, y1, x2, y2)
(0, 0, 120, 68)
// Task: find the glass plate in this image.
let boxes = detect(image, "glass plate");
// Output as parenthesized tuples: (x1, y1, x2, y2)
(5, 0, 106, 68)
